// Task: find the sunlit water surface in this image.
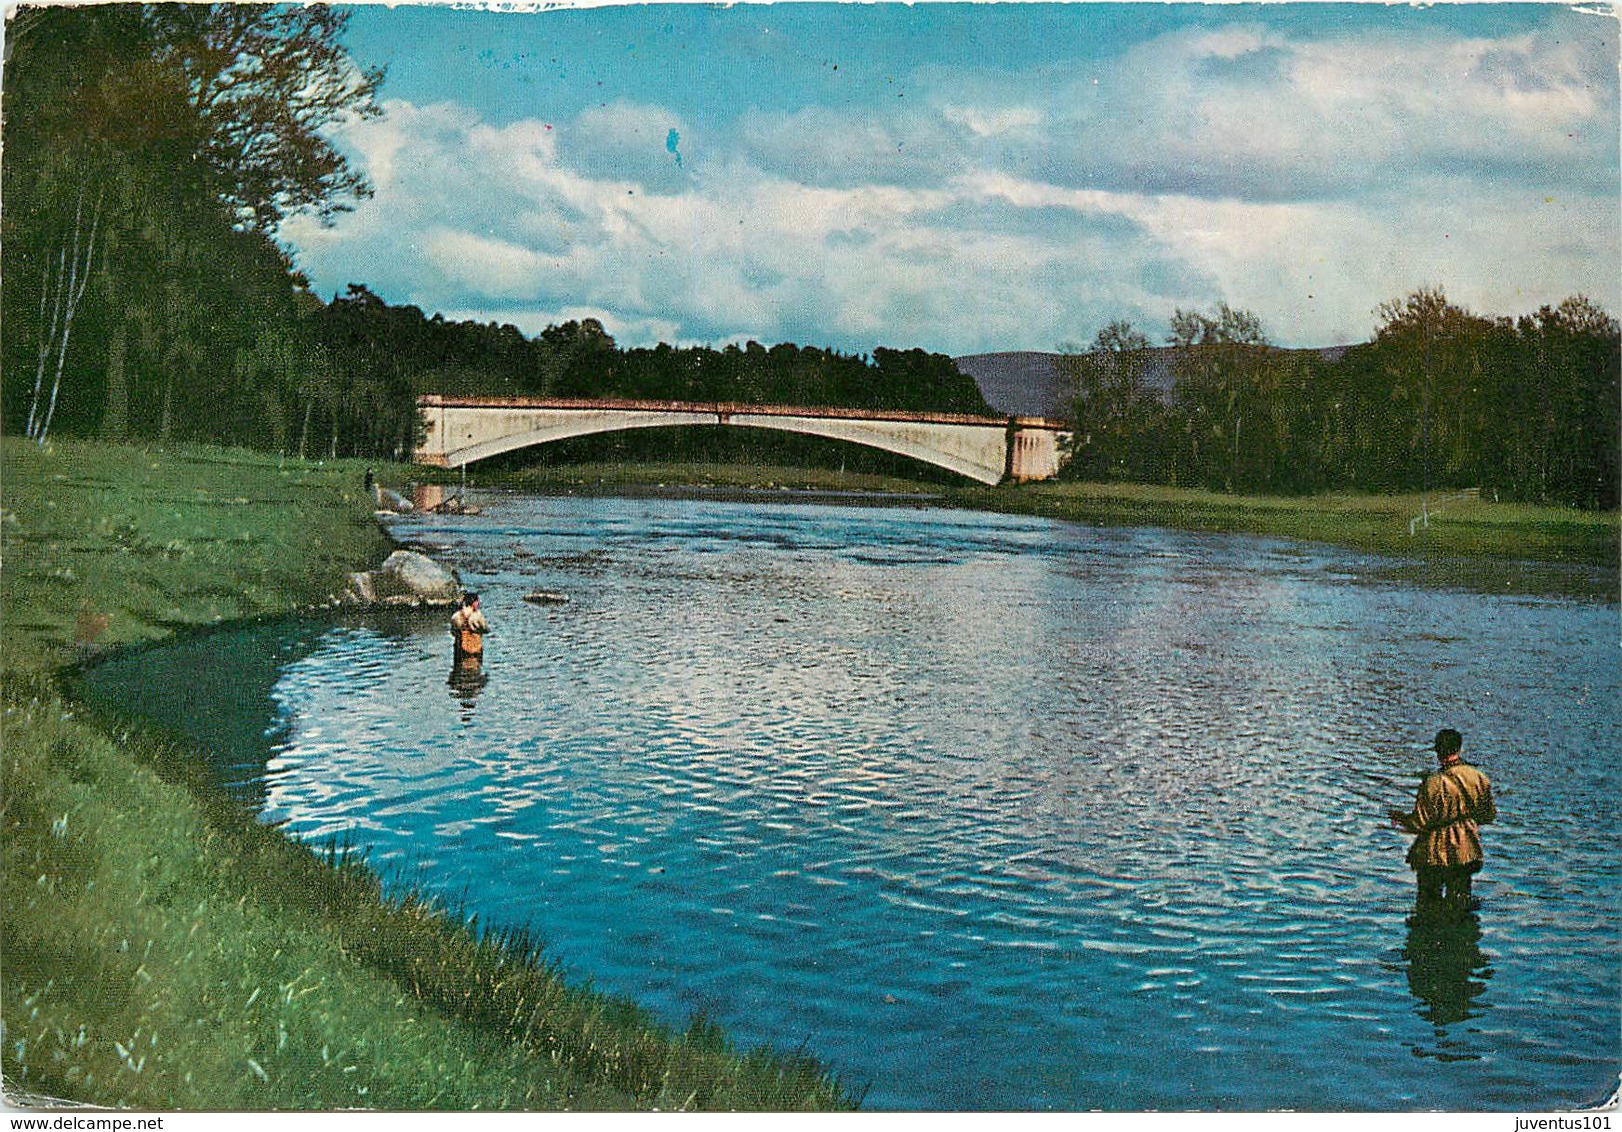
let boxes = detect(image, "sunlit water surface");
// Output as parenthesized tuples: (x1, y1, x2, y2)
(87, 494, 1620, 1110)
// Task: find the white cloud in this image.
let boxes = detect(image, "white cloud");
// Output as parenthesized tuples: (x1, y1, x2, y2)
(283, 15, 1618, 356)
(421, 228, 549, 299)
(940, 104, 1043, 139)
(1083, 23, 1618, 197)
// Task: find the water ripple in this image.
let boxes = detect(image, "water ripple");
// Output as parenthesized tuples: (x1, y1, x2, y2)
(97, 494, 1621, 1112)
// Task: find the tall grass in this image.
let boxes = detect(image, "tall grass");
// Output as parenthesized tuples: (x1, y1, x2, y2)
(1, 438, 852, 1111)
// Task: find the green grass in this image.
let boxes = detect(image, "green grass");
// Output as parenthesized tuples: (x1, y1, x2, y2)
(0, 438, 853, 1111)
(0, 439, 400, 664)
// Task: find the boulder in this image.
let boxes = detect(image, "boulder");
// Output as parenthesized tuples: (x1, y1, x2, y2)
(375, 550, 461, 604)
(340, 549, 460, 606)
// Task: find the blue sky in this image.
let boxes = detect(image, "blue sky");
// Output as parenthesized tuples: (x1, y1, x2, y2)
(280, 2, 1621, 355)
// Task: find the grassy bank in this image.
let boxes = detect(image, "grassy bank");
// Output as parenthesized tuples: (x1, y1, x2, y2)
(950, 480, 1619, 567)
(0, 438, 852, 1111)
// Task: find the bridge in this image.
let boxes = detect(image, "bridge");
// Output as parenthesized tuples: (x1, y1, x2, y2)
(415, 396, 1071, 484)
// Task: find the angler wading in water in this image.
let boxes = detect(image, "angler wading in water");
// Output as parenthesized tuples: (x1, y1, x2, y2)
(450, 591, 490, 662)
(1390, 728, 1497, 909)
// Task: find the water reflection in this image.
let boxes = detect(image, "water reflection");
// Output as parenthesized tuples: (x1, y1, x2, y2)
(447, 655, 488, 720)
(1402, 906, 1492, 1033)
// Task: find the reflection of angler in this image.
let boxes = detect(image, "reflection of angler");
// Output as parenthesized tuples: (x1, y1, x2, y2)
(447, 653, 488, 708)
(1403, 906, 1491, 1029)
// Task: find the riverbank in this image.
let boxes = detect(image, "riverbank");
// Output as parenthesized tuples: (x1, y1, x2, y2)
(953, 480, 1619, 564)
(951, 480, 1619, 599)
(0, 438, 853, 1111)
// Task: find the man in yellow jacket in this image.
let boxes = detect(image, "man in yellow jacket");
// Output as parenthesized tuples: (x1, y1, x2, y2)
(450, 591, 490, 661)
(1390, 728, 1496, 907)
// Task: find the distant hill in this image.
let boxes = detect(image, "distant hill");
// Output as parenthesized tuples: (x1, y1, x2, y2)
(955, 346, 1353, 418)
(952, 352, 1072, 418)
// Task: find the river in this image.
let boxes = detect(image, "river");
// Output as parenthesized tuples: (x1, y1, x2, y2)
(82, 491, 1621, 1111)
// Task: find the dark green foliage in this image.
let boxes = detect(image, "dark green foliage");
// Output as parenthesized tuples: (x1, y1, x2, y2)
(2, 4, 387, 457)
(1058, 321, 1164, 484)
(591, 340, 987, 413)
(1059, 292, 1619, 509)
(300, 297, 991, 453)
(434, 325, 987, 414)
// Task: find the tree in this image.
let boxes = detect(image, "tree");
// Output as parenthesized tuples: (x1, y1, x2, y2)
(4, 5, 176, 443)
(24, 190, 101, 445)
(1060, 321, 1154, 481)
(2, 4, 386, 452)
(1369, 287, 1502, 492)
(1166, 303, 1275, 491)
(537, 319, 619, 397)
(1501, 296, 1620, 507)
(144, 4, 385, 234)
(871, 348, 989, 414)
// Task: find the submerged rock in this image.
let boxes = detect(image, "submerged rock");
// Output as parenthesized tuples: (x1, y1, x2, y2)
(523, 590, 568, 605)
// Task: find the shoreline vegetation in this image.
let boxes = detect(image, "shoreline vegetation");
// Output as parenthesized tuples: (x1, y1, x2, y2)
(954, 481, 1620, 601)
(3, 438, 1616, 1111)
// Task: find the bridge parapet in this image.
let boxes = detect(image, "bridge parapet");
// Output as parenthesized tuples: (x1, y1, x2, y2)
(415, 396, 1069, 484)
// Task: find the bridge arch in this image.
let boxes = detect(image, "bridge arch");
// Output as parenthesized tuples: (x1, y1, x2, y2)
(416, 397, 1068, 485)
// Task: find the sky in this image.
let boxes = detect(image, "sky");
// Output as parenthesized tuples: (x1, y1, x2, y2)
(278, 2, 1622, 357)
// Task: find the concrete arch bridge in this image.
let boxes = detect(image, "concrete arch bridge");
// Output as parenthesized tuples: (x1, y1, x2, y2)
(415, 396, 1071, 485)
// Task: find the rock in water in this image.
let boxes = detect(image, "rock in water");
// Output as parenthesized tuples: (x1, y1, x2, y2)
(376, 486, 415, 513)
(373, 550, 461, 605)
(523, 590, 568, 605)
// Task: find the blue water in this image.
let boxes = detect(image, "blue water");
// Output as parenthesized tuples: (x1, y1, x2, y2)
(85, 494, 1621, 1110)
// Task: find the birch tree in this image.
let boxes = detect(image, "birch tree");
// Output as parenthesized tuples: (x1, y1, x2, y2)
(25, 192, 102, 446)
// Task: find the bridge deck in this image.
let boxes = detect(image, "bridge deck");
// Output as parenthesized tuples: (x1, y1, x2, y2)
(417, 394, 1066, 430)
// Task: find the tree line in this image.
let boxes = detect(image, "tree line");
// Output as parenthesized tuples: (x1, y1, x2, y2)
(1061, 292, 1619, 509)
(424, 312, 987, 415)
(2, 4, 985, 464)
